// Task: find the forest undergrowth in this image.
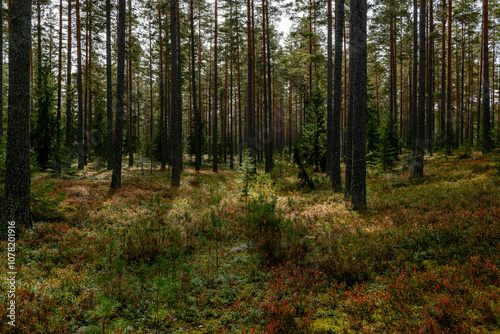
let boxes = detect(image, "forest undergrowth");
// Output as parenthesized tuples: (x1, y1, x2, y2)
(1, 150, 499, 333)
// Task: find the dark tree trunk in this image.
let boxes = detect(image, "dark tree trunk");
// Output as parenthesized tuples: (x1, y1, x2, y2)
(326, 0, 333, 177)
(56, 0, 63, 174)
(170, 0, 182, 186)
(247, 0, 256, 170)
(111, 0, 126, 189)
(440, 0, 446, 149)
(106, 0, 113, 170)
(414, 0, 426, 178)
(262, 0, 271, 173)
(3, 0, 32, 229)
(349, 0, 367, 210)
(426, 0, 434, 154)
(236, 10, 243, 164)
(412, 0, 418, 151)
(65, 0, 72, 156)
(127, 0, 133, 167)
(332, 0, 344, 192)
(191, 0, 201, 171)
(213, 0, 218, 172)
(0, 0, 3, 140)
(159, 5, 166, 169)
(265, 0, 273, 171)
(229, 3, 235, 170)
(445, 0, 452, 154)
(483, 0, 492, 153)
(76, 0, 84, 169)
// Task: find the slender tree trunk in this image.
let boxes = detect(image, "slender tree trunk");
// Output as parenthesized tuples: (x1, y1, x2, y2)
(56, 0, 63, 174)
(126, 0, 133, 167)
(427, 0, 434, 154)
(445, 0, 452, 154)
(66, 0, 72, 156)
(326, 0, 333, 176)
(190, 0, 201, 171)
(349, 0, 367, 210)
(76, 0, 84, 169)
(111, 0, 126, 189)
(0, 0, 3, 140)
(460, 22, 465, 145)
(477, 28, 484, 145)
(159, 5, 166, 170)
(106, 0, 113, 170)
(331, 0, 344, 191)
(247, 0, 256, 170)
(170, 0, 182, 185)
(412, 0, 418, 150)
(236, 10, 243, 164)
(414, 0, 426, 177)
(483, 0, 492, 153)
(266, 0, 273, 169)
(3, 0, 32, 229)
(213, 0, 219, 172)
(262, 0, 270, 173)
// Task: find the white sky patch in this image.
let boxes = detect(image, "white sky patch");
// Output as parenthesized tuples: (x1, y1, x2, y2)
(277, 15, 293, 37)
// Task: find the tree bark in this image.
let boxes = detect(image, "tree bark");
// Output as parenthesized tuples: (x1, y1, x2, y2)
(111, 0, 126, 189)
(3, 0, 32, 228)
(331, 0, 344, 191)
(191, 0, 201, 171)
(213, 0, 219, 172)
(247, 0, 256, 170)
(414, 0, 426, 178)
(65, 0, 72, 156)
(76, 0, 84, 169)
(170, 0, 182, 186)
(106, 0, 113, 170)
(482, 0, 492, 153)
(349, 0, 367, 210)
(427, 0, 434, 154)
(445, 0, 452, 154)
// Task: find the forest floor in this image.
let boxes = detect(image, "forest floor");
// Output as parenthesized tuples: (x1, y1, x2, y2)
(1, 149, 500, 333)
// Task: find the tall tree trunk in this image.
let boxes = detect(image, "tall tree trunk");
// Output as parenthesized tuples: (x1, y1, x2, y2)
(445, 0, 452, 154)
(213, 0, 219, 172)
(349, 0, 367, 210)
(0, 0, 3, 140)
(414, 0, 426, 177)
(326, 0, 333, 176)
(106, 0, 113, 170)
(440, 0, 446, 149)
(460, 21, 465, 145)
(3, 0, 32, 228)
(159, 5, 166, 169)
(111, 0, 126, 189)
(427, 0, 434, 154)
(412, 0, 418, 150)
(247, 0, 256, 170)
(170, 0, 182, 186)
(191, 0, 201, 171)
(236, 9, 243, 164)
(65, 0, 72, 156)
(482, 0, 492, 153)
(76, 0, 84, 169)
(127, 0, 133, 167)
(229, 3, 235, 170)
(56, 0, 63, 174)
(266, 0, 273, 170)
(262, 0, 270, 173)
(332, 0, 344, 191)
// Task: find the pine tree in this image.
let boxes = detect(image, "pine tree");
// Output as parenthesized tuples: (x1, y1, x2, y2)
(350, 0, 368, 211)
(111, 0, 126, 189)
(3, 0, 33, 229)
